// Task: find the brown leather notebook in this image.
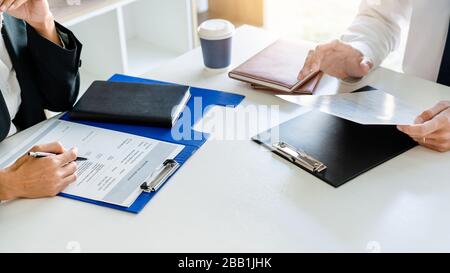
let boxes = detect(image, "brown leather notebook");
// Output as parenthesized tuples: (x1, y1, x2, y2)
(229, 39, 322, 94)
(250, 72, 323, 94)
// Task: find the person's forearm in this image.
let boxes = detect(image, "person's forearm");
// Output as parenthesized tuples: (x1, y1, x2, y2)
(27, 15, 63, 47)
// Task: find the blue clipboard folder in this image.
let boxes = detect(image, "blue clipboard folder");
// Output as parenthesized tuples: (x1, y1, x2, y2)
(59, 74, 245, 213)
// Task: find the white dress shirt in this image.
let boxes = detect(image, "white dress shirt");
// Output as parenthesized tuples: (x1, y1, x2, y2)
(342, 0, 450, 82)
(0, 13, 22, 137)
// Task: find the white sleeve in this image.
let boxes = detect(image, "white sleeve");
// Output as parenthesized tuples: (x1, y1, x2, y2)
(341, 0, 412, 68)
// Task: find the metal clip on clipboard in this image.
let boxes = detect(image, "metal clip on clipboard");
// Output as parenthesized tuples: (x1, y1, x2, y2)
(140, 159, 180, 192)
(272, 142, 327, 173)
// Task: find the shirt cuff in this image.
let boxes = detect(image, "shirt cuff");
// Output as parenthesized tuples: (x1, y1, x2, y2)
(339, 41, 378, 84)
(347, 41, 379, 67)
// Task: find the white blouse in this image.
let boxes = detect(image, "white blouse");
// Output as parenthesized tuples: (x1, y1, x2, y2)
(0, 14, 22, 137)
(342, 0, 450, 82)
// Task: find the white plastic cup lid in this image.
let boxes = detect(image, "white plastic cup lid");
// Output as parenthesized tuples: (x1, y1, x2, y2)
(198, 19, 235, 40)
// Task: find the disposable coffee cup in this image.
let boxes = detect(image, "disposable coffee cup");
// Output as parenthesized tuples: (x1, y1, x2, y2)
(198, 19, 235, 70)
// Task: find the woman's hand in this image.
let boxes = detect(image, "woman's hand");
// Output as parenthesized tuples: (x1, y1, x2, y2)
(0, 142, 78, 200)
(298, 40, 373, 81)
(1, 0, 62, 45)
(397, 101, 450, 152)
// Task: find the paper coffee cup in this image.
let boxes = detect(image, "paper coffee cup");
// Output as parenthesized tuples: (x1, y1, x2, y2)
(198, 19, 235, 70)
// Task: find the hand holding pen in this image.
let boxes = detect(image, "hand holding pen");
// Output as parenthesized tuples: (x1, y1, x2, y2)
(0, 142, 83, 200)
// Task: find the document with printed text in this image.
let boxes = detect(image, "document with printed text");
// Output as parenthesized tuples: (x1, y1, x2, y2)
(0, 120, 184, 207)
(278, 90, 422, 125)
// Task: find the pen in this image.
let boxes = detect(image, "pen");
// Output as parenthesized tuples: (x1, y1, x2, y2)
(28, 152, 88, 162)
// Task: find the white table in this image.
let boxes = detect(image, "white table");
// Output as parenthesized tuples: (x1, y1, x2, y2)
(1, 26, 450, 253)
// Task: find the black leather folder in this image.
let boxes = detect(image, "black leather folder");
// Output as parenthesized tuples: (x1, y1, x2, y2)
(70, 81, 191, 127)
(252, 86, 417, 188)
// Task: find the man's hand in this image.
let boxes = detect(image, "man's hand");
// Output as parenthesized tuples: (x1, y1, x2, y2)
(0, 142, 78, 200)
(1, 0, 62, 45)
(398, 101, 450, 152)
(298, 40, 373, 81)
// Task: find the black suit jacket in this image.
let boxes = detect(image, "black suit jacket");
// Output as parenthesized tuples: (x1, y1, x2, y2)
(0, 14, 82, 141)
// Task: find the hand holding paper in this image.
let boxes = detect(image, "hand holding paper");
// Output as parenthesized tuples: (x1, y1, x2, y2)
(278, 90, 450, 152)
(398, 101, 450, 152)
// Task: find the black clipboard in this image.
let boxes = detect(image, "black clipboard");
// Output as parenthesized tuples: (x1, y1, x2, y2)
(252, 86, 417, 188)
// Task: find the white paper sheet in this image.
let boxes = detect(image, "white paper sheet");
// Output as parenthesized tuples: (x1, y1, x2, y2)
(0, 120, 184, 207)
(278, 90, 421, 125)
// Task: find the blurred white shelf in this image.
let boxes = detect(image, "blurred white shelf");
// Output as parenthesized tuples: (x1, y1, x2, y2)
(126, 39, 180, 76)
(50, 0, 137, 27)
(48, 0, 195, 91)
